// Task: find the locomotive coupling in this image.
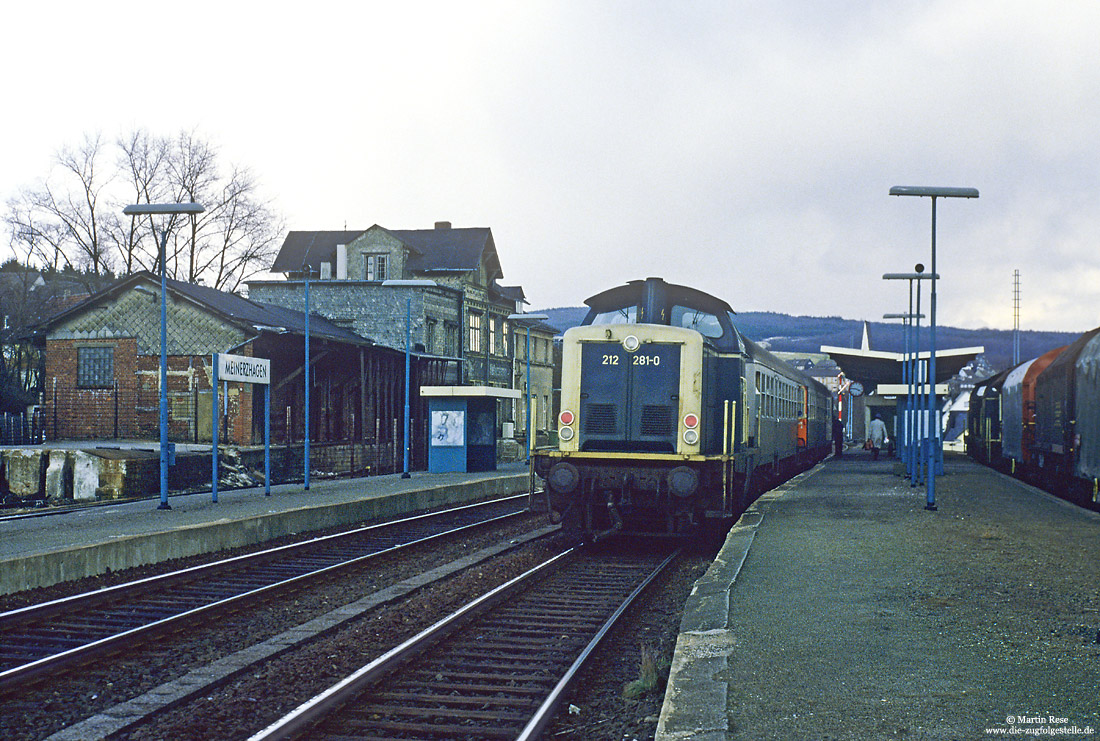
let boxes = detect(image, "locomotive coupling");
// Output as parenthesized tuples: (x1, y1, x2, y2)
(667, 466, 699, 498)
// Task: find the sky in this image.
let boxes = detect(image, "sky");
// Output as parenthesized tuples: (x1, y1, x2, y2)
(3, 0, 1099, 333)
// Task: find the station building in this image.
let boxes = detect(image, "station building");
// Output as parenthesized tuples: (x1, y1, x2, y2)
(31, 271, 454, 474)
(246, 221, 558, 446)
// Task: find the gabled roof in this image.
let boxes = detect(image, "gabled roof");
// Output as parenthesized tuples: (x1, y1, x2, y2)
(392, 227, 499, 278)
(269, 230, 367, 273)
(35, 272, 377, 348)
(491, 283, 526, 304)
(268, 225, 502, 280)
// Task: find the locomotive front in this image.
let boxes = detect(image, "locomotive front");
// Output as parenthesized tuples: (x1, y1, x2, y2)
(532, 278, 739, 540)
(539, 322, 708, 538)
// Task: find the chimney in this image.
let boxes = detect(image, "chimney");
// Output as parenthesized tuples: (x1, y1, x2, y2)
(336, 244, 347, 279)
(434, 221, 452, 230)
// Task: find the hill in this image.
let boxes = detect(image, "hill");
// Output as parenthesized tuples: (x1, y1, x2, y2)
(538, 306, 1078, 373)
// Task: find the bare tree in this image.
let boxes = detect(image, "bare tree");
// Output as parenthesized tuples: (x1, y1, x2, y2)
(112, 129, 171, 275)
(3, 132, 117, 283)
(2, 131, 118, 281)
(5, 127, 283, 295)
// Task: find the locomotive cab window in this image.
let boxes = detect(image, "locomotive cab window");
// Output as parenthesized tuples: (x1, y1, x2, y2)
(591, 305, 639, 325)
(671, 305, 723, 338)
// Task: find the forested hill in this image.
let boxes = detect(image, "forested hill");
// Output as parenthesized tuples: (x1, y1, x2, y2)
(537, 307, 1081, 374)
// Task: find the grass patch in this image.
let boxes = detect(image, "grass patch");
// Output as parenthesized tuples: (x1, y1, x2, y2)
(623, 644, 670, 700)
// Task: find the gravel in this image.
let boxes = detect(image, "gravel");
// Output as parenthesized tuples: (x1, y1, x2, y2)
(2, 512, 549, 740)
(5, 502, 719, 741)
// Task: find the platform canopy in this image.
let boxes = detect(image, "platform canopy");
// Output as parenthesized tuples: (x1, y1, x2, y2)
(820, 322, 982, 388)
(820, 344, 983, 387)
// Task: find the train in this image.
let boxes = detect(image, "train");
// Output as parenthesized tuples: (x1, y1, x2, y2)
(967, 325, 1100, 508)
(532, 277, 834, 541)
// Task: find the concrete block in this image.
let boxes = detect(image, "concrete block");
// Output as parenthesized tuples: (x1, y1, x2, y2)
(71, 451, 100, 501)
(45, 451, 69, 500)
(3, 449, 42, 496)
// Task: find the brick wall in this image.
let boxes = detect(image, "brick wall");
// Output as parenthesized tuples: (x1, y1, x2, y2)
(44, 338, 257, 446)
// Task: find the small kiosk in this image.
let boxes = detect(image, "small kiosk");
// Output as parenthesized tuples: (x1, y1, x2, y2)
(421, 386, 522, 473)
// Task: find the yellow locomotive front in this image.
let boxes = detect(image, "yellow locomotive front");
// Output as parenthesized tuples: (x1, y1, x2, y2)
(538, 322, 710, 538)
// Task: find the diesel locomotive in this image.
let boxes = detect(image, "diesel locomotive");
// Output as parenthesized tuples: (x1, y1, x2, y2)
(532, 278, 833, 540)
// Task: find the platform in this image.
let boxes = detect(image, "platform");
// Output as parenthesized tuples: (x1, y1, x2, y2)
(658, 450, 1100, 740)
(0, 464, 530, 596)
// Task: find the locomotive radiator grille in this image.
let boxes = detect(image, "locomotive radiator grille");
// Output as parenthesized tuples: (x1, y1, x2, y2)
(640, 404, 673, 436)
(585, 403, 618, 434)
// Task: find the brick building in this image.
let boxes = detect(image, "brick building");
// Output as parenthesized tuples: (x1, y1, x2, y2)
(34, 272, 454, 471)
(248, 221, 558, 440)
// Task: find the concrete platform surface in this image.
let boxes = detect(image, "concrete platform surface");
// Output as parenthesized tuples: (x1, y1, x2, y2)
(658, 452, 1100, 740)
(0, 464, 531, 595)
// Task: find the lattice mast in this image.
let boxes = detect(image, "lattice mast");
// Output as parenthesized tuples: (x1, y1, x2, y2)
(1012, 269, 1021, 365)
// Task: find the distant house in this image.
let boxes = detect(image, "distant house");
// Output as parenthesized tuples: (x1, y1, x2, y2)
(248, 221, 558, 441)
(31, 272, 451, 472)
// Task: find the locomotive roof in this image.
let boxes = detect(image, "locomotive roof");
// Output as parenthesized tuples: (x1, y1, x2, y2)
(580, 278, 828, 393)
(583, 278, 735, 316)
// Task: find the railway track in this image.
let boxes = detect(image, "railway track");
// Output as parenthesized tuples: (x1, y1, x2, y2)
(0, 495, 529, 693)
(251, 544, 678, 741)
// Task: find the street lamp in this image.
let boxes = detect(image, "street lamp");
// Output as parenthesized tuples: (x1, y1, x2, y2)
(884, 269, 936, 486)
(383, 280, 438, 478)
(508, 313, 550, 463)
(890, 185, 979, 511)
(123, 202, 205, 510)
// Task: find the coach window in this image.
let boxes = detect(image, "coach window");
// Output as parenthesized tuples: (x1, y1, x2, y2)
(78, 346, 114, 388)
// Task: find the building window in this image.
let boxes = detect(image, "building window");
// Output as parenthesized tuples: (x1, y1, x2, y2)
(77, 346, 114, 388)
(489, 316, 498, 355)
(468, 311, 483, 353)
(365, 254, 388, 281)
(426, 319, 437, 354)
(444, 322, 458, 356)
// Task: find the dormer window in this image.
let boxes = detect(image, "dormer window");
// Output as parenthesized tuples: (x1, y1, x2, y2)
(365, 254, 388, 281)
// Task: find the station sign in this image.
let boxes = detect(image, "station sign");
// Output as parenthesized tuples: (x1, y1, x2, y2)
(216, 353, 271, 385)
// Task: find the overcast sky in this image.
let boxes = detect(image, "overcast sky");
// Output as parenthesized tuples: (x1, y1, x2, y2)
(3, 1, 1099, 333)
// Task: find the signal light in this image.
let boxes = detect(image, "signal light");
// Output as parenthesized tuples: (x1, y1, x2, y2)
(683, 413, 699, 429)
(560, 410, 575, 426)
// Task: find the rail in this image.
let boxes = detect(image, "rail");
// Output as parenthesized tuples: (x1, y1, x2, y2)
(0, 495, 529, 692)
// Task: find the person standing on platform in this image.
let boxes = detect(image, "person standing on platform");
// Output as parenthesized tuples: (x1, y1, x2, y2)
(868, 413, 888, 461)
(832, 416, 845, 457)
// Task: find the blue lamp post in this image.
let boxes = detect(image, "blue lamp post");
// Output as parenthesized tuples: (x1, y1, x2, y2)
(124, 202, 205, 511)
(883, 306, 925, 480)
(890, 186, 979, 510)
(304, 268, 311, 490)
(383, 280, 438, 477)
(508, 313, 549, 463)
(884, 270, 935, 486)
